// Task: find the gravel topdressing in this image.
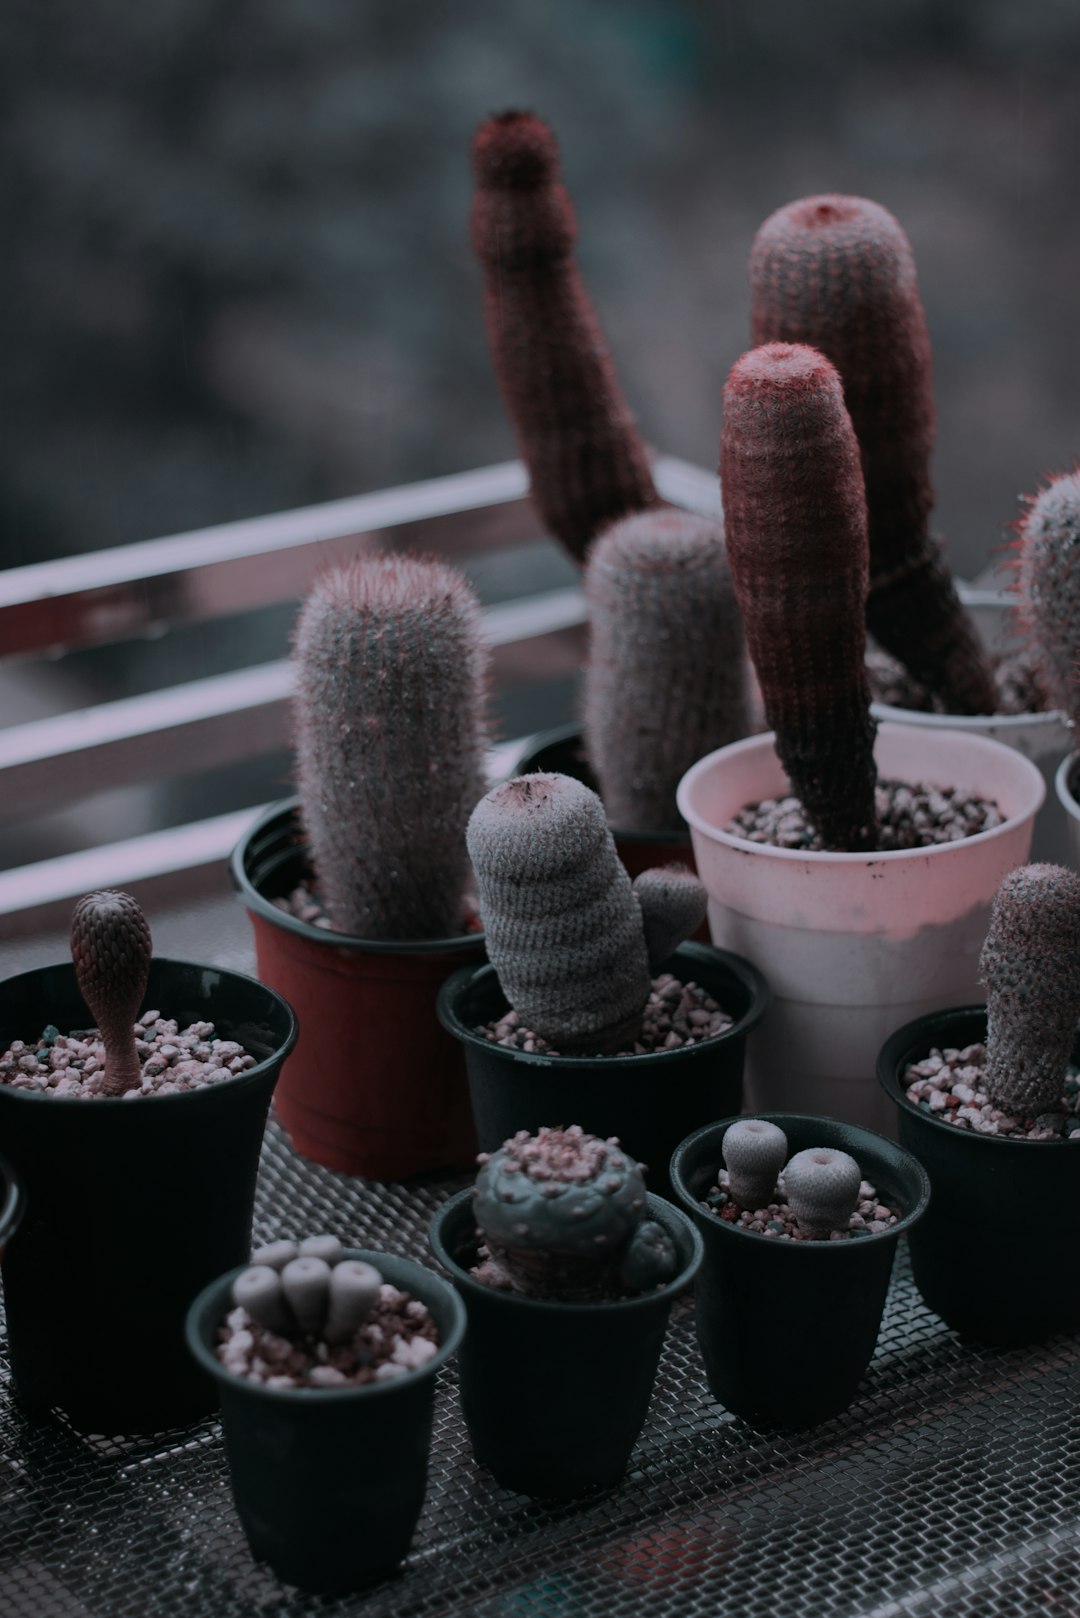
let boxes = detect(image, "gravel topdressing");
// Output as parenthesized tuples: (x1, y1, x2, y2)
(476, 973, 734, 1057)
(866, 645, 1049, 717)
(726, 778, 1004, 851)
(0, 1012, 258, 1099)
(903, 1043, 1080, 1139)
(216, 1281, 439, 1389)
(700, 1169, 900, 1241)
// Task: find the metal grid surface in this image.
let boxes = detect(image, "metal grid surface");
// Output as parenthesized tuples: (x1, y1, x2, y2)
(2, 1119, 1080, 1618)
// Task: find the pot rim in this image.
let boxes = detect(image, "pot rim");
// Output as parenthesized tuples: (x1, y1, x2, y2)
(429, 1187, 703, 1313)
(230, 797, 487, 957)
(676, 722, 1046, 865)
(0, 1150, 25, 1244)
(513, 723, 691, 847)
(436, 941, 771, 1072)
(185, 1248, 467, 1404)
(1055, 751, 1080, 823)
(0, 957, 297, 1112)
(669, 1111, 932, 1249)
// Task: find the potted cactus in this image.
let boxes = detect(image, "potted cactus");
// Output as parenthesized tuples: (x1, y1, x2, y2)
(878, 863, 1080, 1346)
(231, 553, 491, 1180)
(0, 891, 297, 1432)
(186, 1235, 465, 1593)
(428, 1126, 701, 1498)
(677, 343, 1044, 1133)
(669, 1114, 930, 1430)
(437, 773, 769, 1198)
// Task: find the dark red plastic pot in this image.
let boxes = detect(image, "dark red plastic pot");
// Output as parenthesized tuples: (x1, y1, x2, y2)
(231, 799, 484, 1180)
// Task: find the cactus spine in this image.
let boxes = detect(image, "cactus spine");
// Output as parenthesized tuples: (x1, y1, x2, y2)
(292, 555, 489, 940)
(1013, 469, 1080, 726)
(749, 194, 996, 716)
(720, 342, 879, 851)
(70, 891, 152, 1096)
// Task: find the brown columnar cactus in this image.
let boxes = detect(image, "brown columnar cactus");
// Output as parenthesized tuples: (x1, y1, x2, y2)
(1012, 469, 1080, 726)
(70, 890, 152, 1096)
(749, 194, 996, 716)
(979, 863, 1080, 1117)
(720, 342, 879, 851)
(292, 554, 490, 940)
(782, 1147, 863, 1238)
(471, 110, 659, 563)
(582, 510, 749, 831)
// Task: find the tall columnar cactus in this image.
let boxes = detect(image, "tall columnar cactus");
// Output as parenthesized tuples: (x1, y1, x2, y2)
(722, 1119, 788, 1211)
(70, 890, 152, 1096)
(473, 1126, 676, 1299)
(749, 194, 997, 716)
(292, 554, 490, 941)
(471, 110, 659, 563)
(720, 342, 879, 851)
(582, 510, 749, 832)
(979, 863, 1080, 1117)
(782, 1147, 863, 1238)
(1013, 470, 1080, 726)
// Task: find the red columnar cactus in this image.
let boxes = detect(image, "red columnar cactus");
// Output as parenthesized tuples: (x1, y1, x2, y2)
(1013, 469, 1080, 726)
(720, 343, 879, 852)
(471, 110, 659, 563)
(70, 890, 152, 1096)
(750, 194, 996, 716)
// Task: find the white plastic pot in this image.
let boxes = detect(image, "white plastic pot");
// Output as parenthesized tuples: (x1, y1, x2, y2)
(870, 586, 1072, 864)
(677, 723, 1044, 1135)
(1055, 753, 1080, 870)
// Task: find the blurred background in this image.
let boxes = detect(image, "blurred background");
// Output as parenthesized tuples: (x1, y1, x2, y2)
(2, 0, 1079, 871)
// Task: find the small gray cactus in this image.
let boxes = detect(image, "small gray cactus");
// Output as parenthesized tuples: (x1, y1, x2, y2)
(1013, 470, 1080, 727)
(292, 554, 490, 940)
(467, 773, 707, 1053)
(473, 1126, 676, 1300)
(234, 1235, 383, 1345)
(69, 890, 152, 1096)
(582, 510, 749, 833)
(722, 1119, 788, 1211)
(632, 866, 709, 971)
(979, 863, 1080, 1117)
(782, 1148, 862, 1238)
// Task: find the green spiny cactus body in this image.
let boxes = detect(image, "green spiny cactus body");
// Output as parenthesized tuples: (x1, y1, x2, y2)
(750, 194, 996, 715)
(783, 1148, 862, 1238)
(979, 863, 1080, 1117)
(1013, 470, 1080, 726)
(292, 555, 490, 940)
(632, 866, 708, 971)
(582, 510, 749, 832)
(722, 1119, 788, 1211)
(471, 111, 659, 563)
(69, 890, 152, 1097)
(720, 343, 879, 852)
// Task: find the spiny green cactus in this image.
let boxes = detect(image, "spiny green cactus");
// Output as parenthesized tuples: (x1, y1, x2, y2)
(979, 863, 1080, 1117)
(467, 773, 706, 1053)
(722, 1119, 788, 1211)
(582, 510, 749, 832)
(233, 1239, 383, 1344)
(782, 1147, 862, 1238)
(292, 554, 490, 940)
(1013, 469, 1080, 727)
(69, 891, 152, 1097)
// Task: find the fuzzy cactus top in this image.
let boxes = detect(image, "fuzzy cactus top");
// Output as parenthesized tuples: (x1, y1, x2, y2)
(749, 194, 996, 715)
(471, 111, 659, 563)
(291, 554, 489, 941)
(70, 890, 152, 1096)
(722, 1119, 788, 1212)
(979, 863, 1080, 1117)
(582, 509, 748, 832)
(1013, 470, 1080, 727)
(720, 342, 879, 851)
(782, 1148, 862, 1239)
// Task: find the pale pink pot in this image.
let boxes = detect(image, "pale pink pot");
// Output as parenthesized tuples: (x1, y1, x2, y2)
(1054, 753, 1080, 869)
(677, 723, 1045, 1135)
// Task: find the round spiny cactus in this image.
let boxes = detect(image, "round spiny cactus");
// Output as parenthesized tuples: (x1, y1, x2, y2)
(722, 1119, 788, 1212)
(782, 1148, 862, 1239)
(69, 890, 152, 1096)
(1013, 469, 1080, 728)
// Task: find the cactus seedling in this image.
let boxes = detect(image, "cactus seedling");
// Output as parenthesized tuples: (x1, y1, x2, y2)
(782, 1148, 863, 1239)
(720, 342, 879, 851)
(979, 863, 1080, 1118)
(1012, 470, 1080, 727)
(292, 554, 490, 941)
(70, 891, 152, 1096)
(471, 111, 659, 563)
(233, 1238, 383, 1346)
(750, 194, 996, 715)
(722, 1119, 788, 1212)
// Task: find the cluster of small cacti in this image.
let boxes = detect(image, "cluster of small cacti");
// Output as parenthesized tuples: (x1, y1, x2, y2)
(473, 1126, 678, 1300)
(69, 890, 152, 1096)
(233, 1236, 383, 1345)
(721, 1120, 863, 1239)
(466, 772, 707, 1053)
(1012, 470, 1080, 729)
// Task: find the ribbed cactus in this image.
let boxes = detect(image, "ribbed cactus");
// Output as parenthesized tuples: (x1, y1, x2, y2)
(582, 510, 749, 832)
(234, 1237, 383, 1345)
(471, 110, 659, 563)
(1013, 470, 1080, 727)
(749, 194, 996, 716)
(722, 1119, 788, 1211)
(473, 1126, 675, 1300)
(292, 555, 489, 940)
(720, 342, 879, 852)
(467, 773, 706, 1053)
(979, 863, 1080, 1117)
(782, 1148, 862, 1239)
(70, 891, 152, 1097)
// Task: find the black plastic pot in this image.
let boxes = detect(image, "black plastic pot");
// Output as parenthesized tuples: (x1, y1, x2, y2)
(186, 1250, 465, 1595)
(0, 1150, 24, 1259)
(430, 1189, 700, 1499)
(437, 942, 769, 1200)
(670, 1114, 931, 1431)
(0, 958, 297, 1433)
(877, 1006, 1080, 1346)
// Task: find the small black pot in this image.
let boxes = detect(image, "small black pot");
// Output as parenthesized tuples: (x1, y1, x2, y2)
(428, 1188, 702, 1499)
(877, 1006, 1080, 1346)
(0, 958, 297, 1433)
(669, 1114, 930, 1431)
(437, 943, 769, 1200)
(186, 1251, 466, 1595)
